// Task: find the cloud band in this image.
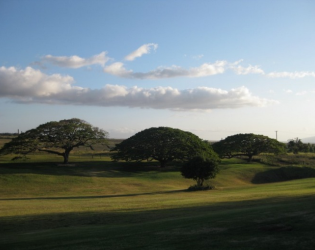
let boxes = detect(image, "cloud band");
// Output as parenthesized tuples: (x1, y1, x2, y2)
(0, 66, 277, 110)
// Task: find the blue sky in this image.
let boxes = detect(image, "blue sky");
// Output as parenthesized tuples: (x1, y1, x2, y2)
(1, 0, 315, 141)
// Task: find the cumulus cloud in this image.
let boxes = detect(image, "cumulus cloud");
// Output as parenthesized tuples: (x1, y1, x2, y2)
(104, 61, 227, 79)
(42, 51, 109, 68)
(0, 66, 79, 99)
(124, 43, 158, 61)
(0, 66, 277, 110)
(267, 71, 315, 79)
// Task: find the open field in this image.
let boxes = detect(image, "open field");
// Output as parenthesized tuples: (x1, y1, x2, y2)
(1, 152, 315, 249)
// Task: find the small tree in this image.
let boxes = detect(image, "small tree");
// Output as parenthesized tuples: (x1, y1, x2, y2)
(111, 127, 217, 168)
(212, 133, 286, 162)
(181, 156, 220, 188)
(0, 118, 108, 163)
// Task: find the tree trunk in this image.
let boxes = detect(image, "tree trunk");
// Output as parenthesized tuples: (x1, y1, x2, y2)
(197, 178, 204, 187)
(248, 155, 253, 162)
(159, 160, 167, 168)
(63, 148, 72, 164)
(63, 154, 68, 164)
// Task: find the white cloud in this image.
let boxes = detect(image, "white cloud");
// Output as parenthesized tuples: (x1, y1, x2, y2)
(124, 43, 158, 61)
(42, 51, 109, 68)
(103, 59, 269, 79)
(230, 60, 265, 75)
(0, 66, 277, 110)
(0, 66, 78, 98)
(104, 61, 227, 79)
(232, 64, 265, 75)
(102, 62, 132, 77)
(267, 71, 315, 79)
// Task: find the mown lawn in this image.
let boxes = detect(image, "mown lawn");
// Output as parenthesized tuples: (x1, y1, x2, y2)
(1, 155, 315, 249)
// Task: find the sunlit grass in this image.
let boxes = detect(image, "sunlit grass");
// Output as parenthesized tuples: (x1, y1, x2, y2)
(1, 155, 315, 249)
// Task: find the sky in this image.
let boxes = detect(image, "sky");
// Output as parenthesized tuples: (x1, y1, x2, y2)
(0, 0, 315, 142)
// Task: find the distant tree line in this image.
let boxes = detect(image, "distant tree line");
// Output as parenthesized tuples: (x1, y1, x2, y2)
(287, 138, 315, 154)
(1, 119, 315, 190)
(0, 133, 18, 136)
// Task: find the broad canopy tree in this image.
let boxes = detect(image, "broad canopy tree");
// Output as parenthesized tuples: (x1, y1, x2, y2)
(212, 133, 286, 162)
(0, 118, 108, 163)
(111, 127, 219, 168)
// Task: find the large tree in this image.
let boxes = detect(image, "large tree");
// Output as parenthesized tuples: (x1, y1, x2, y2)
(212, 133, 286, 162)
(0, 118, 108, 163)
(111, 127, 218, 168)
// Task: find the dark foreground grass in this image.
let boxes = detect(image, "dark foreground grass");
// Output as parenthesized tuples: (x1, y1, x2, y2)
(1, 156, 315, 249)
(1, 192, 315, 250)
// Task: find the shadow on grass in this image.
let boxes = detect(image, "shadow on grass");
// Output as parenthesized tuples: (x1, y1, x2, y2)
(0, 161, 181, 178)
(0, 189, 186, 201)
(1, 194, 315, 235)
(252, 166, 315, 184)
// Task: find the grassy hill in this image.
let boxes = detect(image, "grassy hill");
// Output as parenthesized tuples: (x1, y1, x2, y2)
(1, 154, 315, 249)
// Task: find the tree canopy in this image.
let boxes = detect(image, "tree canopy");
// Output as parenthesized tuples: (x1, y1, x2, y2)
(111, 127, 218, 168)
(0, 118, 108, 163)
(181, 156, 220, 188)
(212, 133, 286, 162)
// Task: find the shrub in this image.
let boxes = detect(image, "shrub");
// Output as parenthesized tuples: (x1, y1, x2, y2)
(181, 156, 220, 188)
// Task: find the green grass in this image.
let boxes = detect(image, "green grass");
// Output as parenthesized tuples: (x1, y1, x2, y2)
(1, 155, 315, 249)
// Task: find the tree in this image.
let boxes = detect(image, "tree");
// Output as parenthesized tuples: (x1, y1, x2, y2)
(287, 138, 307, 154)
(212, 133, 286, 162)
(0, 118, 108, 163)
(181, 156, 220, 187)
(111, 127, 218, 168)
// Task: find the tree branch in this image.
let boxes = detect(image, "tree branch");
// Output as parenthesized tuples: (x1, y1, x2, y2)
(38, 149, 64, 156)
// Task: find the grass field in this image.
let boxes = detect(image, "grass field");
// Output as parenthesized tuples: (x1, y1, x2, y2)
(1, 149, 315, 249)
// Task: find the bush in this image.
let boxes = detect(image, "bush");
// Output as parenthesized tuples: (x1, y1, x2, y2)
(187, 184, 215, 191)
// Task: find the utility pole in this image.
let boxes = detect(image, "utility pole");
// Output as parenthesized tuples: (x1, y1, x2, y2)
(275, 131, 278, 141)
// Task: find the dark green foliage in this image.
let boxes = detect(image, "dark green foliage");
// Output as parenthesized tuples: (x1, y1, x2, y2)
(257, 153, 315, 168)
(287, 138, 307, 154)
(181, 156, 220, 187)
(252, 166, 315, 184)
(0, 118, 108, 163)
(187, 184, 214, 191)
(212, 133, 286, 162)
(111, 127, 218, 168)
